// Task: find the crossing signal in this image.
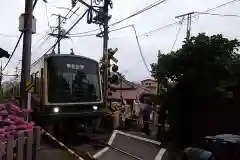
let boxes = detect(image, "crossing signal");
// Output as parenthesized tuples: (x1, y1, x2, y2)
(112, 64, 118, 72)
(108, 48, 118, 63)
(108, 64, 119, 86)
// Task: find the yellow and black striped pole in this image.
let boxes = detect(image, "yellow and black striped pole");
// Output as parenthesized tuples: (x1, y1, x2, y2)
(41, 129, 95, 160)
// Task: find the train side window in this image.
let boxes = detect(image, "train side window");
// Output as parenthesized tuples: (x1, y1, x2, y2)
(35, 71, 40, 94)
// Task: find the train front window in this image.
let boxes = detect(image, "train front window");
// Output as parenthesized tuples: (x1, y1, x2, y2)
(47, 56, 101, 103)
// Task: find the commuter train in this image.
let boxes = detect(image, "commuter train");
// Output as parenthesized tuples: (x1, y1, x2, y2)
(4, 54, 104, 135)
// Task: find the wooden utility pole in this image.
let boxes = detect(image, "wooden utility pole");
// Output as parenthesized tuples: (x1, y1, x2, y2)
(102, 0, 110, 107)
(74, 0, 112, 106)
(175, 12, 195, 40)
(49, 14, 69, 54)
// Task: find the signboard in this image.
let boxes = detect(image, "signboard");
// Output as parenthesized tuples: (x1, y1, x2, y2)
(25, 80, 34, 92)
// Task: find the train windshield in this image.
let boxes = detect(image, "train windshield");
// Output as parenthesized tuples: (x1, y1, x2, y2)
(47, 56, 101, 103)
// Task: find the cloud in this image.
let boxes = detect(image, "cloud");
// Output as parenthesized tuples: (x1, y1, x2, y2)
(0, 0, 240, 82)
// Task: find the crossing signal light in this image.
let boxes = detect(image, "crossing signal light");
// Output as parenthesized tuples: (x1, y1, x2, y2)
(72, 0, 77, 8)
(110, 74, 119, 84)
(112, 64, 118, 72)
(100, 65, 104, 74)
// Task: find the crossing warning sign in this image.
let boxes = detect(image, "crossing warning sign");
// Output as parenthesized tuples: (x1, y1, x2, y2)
(25, 80, 34, 92)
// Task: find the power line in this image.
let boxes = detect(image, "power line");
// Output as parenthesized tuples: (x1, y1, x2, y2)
(32, 5, 80, 53)
(69, 24, 133, 38)
(119, 76, 152, 92)
(2, 34, 23, 71)
(2, 0, 41, 71)
(131, 25, 151, 74)
(110, 0, 167, 26)
(31, 10, 88, 67)
(196, 12, 240, 18)
(139, 0, 240, 37)
(69, 0, 168, 35)
(170, 19, 183, 52)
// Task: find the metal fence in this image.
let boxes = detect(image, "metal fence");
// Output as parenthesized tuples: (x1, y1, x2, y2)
(0, 126, 41, 160)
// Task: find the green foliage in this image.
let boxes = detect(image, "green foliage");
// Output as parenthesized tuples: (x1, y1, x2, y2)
(151, 33, 240, 147)
(151, 33, 240, 93)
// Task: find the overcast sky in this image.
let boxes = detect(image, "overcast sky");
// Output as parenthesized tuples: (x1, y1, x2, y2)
(1, 0, 240, 82)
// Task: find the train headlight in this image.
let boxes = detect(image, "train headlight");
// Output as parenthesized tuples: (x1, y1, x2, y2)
(53, 107, 59, 113)
(93, 106, 98, 111)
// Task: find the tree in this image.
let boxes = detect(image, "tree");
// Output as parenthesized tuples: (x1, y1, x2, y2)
(151, 33, 240, 148)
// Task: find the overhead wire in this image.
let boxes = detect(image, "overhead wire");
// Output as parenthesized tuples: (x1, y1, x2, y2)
(31, 10, 88, 67)
(69, 24, 133, 37)
(139, 0, 240, 37)
(31, 5, 80, 54)
(69, 0, 168, 35)
(196, 12, 240, 18)
(170, 18, 184, 52)
(131, 25, 151, 74)
(110, 0, 167, 26)
(118, 76, 152, 92)
(116, 0, 240, 83)
(69, 0, 240, 40)
(2, 0, 40, 71)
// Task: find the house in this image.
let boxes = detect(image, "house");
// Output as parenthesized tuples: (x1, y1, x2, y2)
(107, 78, 152, 105)
(140, 79, 157, 93)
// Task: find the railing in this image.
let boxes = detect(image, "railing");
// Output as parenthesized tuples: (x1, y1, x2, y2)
(0, 126, 41, 160)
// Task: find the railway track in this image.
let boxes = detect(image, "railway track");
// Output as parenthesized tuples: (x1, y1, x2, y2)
(37, 130, 113, 160)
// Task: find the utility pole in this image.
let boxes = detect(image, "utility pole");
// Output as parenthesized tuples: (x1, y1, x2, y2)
(74, 0, 112, 107)
(19, 0, 35, 109)
(103, 0, 110, 107)
(49, 14, 69, 54)
(175, 12, 195, 40)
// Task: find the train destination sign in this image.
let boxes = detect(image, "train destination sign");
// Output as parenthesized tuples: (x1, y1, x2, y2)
(66, 64, 84, 70)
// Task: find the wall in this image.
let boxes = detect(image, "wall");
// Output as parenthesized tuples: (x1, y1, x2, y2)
(140, 79, 157, 93)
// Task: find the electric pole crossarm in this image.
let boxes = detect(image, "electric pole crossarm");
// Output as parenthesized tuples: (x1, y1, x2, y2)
(175, 12, 196, 18)
(48, 33, 70, 39)
(52, 14, 67, 20)
(49, 14, 69, 54)
(175, 12, 196, 41)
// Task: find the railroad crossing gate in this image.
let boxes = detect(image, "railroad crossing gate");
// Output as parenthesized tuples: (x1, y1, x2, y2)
(93, 130, 166, 160)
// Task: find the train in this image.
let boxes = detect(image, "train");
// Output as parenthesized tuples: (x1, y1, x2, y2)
(3, 53, 105, 135)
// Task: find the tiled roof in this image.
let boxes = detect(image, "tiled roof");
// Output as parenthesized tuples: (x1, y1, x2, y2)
(108, 79, 152, 100)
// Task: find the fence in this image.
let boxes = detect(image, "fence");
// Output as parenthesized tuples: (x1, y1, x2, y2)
(0, 126, 41, 160)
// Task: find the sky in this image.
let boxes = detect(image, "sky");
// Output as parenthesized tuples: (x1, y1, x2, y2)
(0, 0, 240, 82)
